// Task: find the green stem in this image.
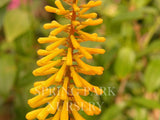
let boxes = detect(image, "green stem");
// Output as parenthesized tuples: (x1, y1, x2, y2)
(143, 16, 160, 48)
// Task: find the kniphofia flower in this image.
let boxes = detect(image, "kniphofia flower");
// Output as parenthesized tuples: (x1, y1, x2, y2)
(26, 0, 105, 119)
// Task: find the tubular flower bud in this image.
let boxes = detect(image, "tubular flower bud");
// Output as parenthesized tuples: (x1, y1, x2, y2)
(26, 0, 105, 119)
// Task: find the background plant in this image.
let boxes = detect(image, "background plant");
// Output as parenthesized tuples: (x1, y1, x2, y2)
(0, 0, 160, 120)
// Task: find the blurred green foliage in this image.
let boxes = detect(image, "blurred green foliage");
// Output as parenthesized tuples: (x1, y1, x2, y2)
(0, 0, 160, 120)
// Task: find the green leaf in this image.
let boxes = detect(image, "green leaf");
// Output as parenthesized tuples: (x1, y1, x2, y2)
(0, 0, 10, 8)
(130, 97, 160, 109)
(144, 58, 160, 92)
(132, 0, 151, 8)
(100, 104, 125, 120)
(0, 54, 16, 98)
(4, 9, 30, 42)
(138, 39, 160, 58)
(112, 10, 143, 23)
(114, 47, 136, 79)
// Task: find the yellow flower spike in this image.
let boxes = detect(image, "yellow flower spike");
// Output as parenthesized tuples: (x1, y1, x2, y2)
(50, 25, 69, 36)
(61, 77, 69, 100)
(46, 38, 66, 51)
(71, 107, 86, 120)
(79, 13, 97, 19)
(55, 62, 67, 82)
(36, 49, 64, 66)
(73, 4, 80, 12)
(70, 35, 80, 49)
(45, 6, 60, 13)
(66, 48, 72, 66)
(81, 18, 103, 26)
(70, 66, 83, 87)
(26, 108, 43, 120)
(27, 0, 105, 119)
(61, 99, 69, 120)
(55, 0, 65, 11)
(79, 47, 93, 59)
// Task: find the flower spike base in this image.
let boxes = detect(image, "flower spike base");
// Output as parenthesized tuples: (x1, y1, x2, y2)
(26, 0, 106, 120)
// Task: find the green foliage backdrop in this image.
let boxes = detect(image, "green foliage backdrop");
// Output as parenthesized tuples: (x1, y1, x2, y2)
(0, 0, 160, 120)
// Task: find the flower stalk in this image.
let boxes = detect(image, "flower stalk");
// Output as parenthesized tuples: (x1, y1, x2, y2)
(26, 0, 105, 119)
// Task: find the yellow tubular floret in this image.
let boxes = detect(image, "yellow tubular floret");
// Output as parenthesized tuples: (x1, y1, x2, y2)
(48, 93, 61, 114)
(45, 6, 60, 13)
(81, 18, 103, 26)
(70, 104, 86, 120)
(81, 1, 102, 8)
(79, 13, 97, 19)
(70, 35, 80, 49)
(79, 47, 93, 59)
(33, 60, 61, 76)
(43, 21, 61, 29)
(26, 108, 43, 120)
(61, 77, 69, 100)
(66, 48, 73, 65)
(37, 106, 50, 120)
(70, 66, 83, 87)
(38, 37, 64, 44)
(82, 47, 105, 54)
(61, 99, 69, 120)
(52, 106, 62, 120)
(46, 38, 66, 51)
(73, 4, 80, 12)
(55, 62, 67, 82)
(55, 0, 65, 11)
(36, 49, 64, 66)
(50, 25, 69, 36)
